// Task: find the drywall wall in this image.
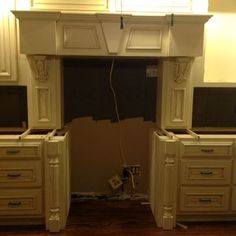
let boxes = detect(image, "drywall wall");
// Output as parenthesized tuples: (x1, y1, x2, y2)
(69, 117, 153, 194)
(204, 0, 236, 83)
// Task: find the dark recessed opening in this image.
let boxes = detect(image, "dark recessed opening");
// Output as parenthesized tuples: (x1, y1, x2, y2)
(192, 87, 236, 128)
(63, 58, 158, 123)
(0, 86, 28, 129)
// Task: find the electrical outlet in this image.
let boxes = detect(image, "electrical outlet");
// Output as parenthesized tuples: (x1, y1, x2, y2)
(123, 164, 141, 176)
(108, 175, 123, 190)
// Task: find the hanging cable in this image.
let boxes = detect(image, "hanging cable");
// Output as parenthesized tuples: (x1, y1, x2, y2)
(120, 0, 124, 29)
(109, 58, 127, 167)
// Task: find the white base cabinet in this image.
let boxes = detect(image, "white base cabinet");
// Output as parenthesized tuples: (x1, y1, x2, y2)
(0, 130, 70, 232)
(150, 131, 236, 229)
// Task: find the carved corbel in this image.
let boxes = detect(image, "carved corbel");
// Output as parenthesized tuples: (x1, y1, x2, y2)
(174, 58, 192, 83)
(30, 55, 49, 82)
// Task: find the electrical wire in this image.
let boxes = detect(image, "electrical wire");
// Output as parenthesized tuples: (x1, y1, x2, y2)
(126, 169, 135, 190)
(108, 58, 127, 167)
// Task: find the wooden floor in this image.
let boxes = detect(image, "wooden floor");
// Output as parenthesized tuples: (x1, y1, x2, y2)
(1, 200, 236, 235)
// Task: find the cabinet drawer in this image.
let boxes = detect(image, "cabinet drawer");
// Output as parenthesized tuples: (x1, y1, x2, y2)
(180, 142, 233, 157)
(0, 142, 42, 159)
(180, 187, 229, 212)
(180, 160, 232, 185)
(231, 187, 236, 211)
(0, 189, 43, 216)
(0, 161, 42, 187)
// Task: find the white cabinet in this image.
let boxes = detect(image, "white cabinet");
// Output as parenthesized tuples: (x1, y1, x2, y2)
(13, 11, 211, 57)
(0, 131, 70, 232)
(150, 132, 236, 229)
(178, 140, 235, 217)
(0, 1, 17, 82)
(0, 141, 43, 219)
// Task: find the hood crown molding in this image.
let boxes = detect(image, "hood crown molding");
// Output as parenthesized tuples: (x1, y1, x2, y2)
(12, 11, 212, 57)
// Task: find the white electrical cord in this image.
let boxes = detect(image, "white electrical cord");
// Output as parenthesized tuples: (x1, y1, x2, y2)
(126, 169, 135, 190)
(108, 58, 127, 167)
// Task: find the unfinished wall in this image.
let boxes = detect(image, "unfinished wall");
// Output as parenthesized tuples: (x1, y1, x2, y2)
(69, 117, 153, 194)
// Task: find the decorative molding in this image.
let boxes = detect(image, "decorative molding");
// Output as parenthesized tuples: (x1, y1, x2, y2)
(102, 22, 124, 54)
(63, 25, 100, 49)
(127, 28, 162, 50)
(114, 0, 191, 13)
(170, 88, 185, 123)
(31, 56, 49, 82)
(174, 58, 192, 83)
(31, 0, 109, 11)
(46, 141, 61, 232)
(162, 140, 177, 230)
(36, 87, 51, 122)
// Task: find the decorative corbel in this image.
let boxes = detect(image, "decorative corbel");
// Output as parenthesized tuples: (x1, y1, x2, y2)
(174, 57, 192, 84)
(30, 55, 49, 82)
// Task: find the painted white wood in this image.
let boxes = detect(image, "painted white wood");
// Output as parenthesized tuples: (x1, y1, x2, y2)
(28, 56, 62, 129)
(160, 58, 193, 129)
(0, 1, 17, 82)
(102, 22, 124, 54)
(0, 142, 42, 159)
(0, 160, 42, 187)
(64, 25, 100, 49)
(232, 187, 236, 211)
(126, 28, 162, 50)
(149, 131, 157, 213)
(45, 140, 60, 232)
(114, 0, 191, 13)
(151, 133, 178, 230)
(0, 189, 43, 216)
(179, 187, 230, 212)
(170, 88, 185, 123)
(36, 87, 51, 122)
(162, 140, 177, 229)
(13, 11, 211, 57)
(0, 132, 70, 231)
(180, 160, 232, 185)
(57, 21, 107, 56)
(180, 141, 234, 157)
(45, 134, 70, 232)
(31, 56, 49, 81)
(31, 0, 109, 11)
(12, 11, 60, 55)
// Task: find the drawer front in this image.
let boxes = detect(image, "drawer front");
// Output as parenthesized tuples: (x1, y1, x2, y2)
(180, 160, 232, 185)
(0, 161, 42, 187)
(231, 187, 236, 211)
(0, 189, 43, 216)
(180, 142, 233, 157)
(0, 142, 42, 159)
(180, 187, 229, 212)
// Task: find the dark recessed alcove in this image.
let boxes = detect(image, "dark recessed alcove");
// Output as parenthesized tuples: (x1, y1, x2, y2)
(192, 87, 236, 127)
(63, 58, 158, 123)
(0, 86, 28, 128)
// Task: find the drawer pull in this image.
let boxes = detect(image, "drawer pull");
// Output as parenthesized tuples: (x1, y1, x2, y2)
(198, 198, 212, 203)
(201, 149, 214, 153)
(7, 173, 21, 178)
(200, 171, 213, 175)
(8, 201, 22, 207)
(6, 150, 20, 155)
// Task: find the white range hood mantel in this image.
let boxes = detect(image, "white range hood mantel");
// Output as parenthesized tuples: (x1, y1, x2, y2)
(13, 10, 211, 57)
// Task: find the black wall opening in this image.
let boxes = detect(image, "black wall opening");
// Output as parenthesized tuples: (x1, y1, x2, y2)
(0, 86, 28, 128)
(192, 87, 236, 127)
(63, 58, 158, 123)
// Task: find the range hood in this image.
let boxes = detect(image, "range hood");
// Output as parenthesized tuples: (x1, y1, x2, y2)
(12, 11, 211, 57)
